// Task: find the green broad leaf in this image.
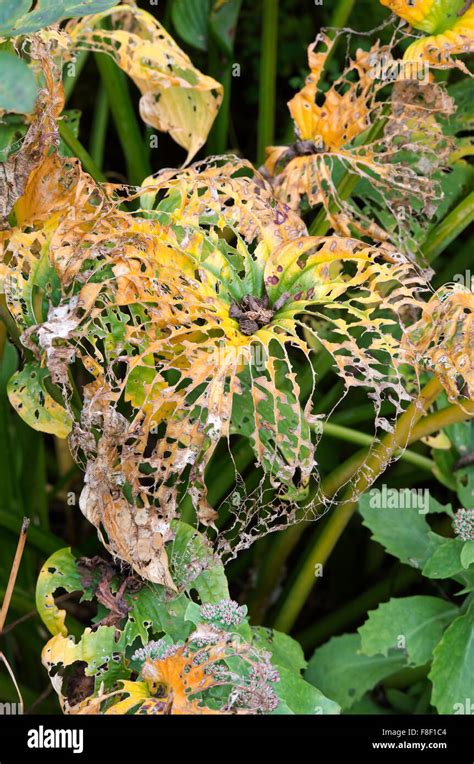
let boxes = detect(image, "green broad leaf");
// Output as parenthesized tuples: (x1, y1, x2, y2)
(36, 548, 82, 636)
(169, 520, 229, 603)
(454, 464, 474, 510)
(358, 596, 458, 667)
(0, 0, 117, 37)
(443, 419, 474, 508)
(0, 52, 37, 114)
(171, 0, 210, 51)
(124, 587, 192, 645)
(427, 497, 455, 517)
(273, 666, 340, 715)
(183, 600, 202, 628)
(429, 603, 474, 715)
(252, 627, 307, 675)
(41, 624, 122, 686)
(305, 633, 406, 711)
(7, 364, 73, 438)
(461, 541, 474, 569)
(422, 535, 473, 581)
(36, 547, 101, 637)
(209, 0, 242, 57)
(358, 493, 443, 570)
(440, 80, 474, 137)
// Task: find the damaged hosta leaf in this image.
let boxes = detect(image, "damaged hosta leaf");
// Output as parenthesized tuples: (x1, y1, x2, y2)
(2, 90, 437, 585)
(402, 283, 473, 408)
(0, 40, 63, 227)
(7, 364, 72, 437)
(67, 4, 223, 164)
(380, 0, 474, 71)
(0, 0, 116, 36)
(37, 546, 329, 714)
(263, 31, 455, 262)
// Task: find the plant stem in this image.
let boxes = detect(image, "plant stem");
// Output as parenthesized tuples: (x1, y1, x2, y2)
(58, 121, 106, 182)
(207, 44, 232, 154)
(63, 51, 88, 104)
(422, 191, 474, 264)
(257, 0, 278, 164)
(322, 422, 436, 472)
(94, 53, 151, 185)
(0, 518, 29, 633)
(272, 378, 443, 632)
(410, 399, 474, 442)
(249, 393, 474, 622)
(89, 84, 109, 169)
(329, 0, 356, 28)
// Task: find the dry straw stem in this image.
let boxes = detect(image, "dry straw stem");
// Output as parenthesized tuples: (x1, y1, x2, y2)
(0, 517, 30, 714)
(0, 517, 30, 634)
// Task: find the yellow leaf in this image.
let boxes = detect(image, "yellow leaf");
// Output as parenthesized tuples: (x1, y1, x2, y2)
(67, 4, 223, 164)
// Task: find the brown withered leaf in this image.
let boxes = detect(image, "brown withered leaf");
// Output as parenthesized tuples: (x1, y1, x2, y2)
(0, 40, 63, 228)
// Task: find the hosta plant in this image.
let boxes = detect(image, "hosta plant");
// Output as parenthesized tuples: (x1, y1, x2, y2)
(0, 0, 472, 718)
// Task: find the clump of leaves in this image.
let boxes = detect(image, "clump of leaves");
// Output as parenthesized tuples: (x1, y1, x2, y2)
(4, 34, 470, 589)
(3, 89, 437, 585)
(305, 494, 474, 715)
(36, 524, 339, 715)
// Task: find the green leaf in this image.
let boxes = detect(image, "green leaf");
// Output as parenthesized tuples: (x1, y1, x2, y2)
(444, 419, 474, 508)
(169, 520, 229, 603)
(36, 548, 86, 636)
(124, 587, 192, 645)
(41, 624, 122, 688)
(305, 633, 406, 711)
(252, 627, 307, 675)
(358, 596, 458, 667)
(250, 626, 336, 714)
(171, 0, 210, 51)
(429, 603, 474, 714)
(7, 364, 73, 438)
(461, 541, 474, 569)
(273, 666, 340, 715)
(0, 0, 117, 36)
(0, 52, 36, 113)
(440, 80, 474, 137)
(209, 0, 242, 57)
(358, 493, 442, 570)
(7, 365, 70, 433)
(421, 536, 474, 586)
